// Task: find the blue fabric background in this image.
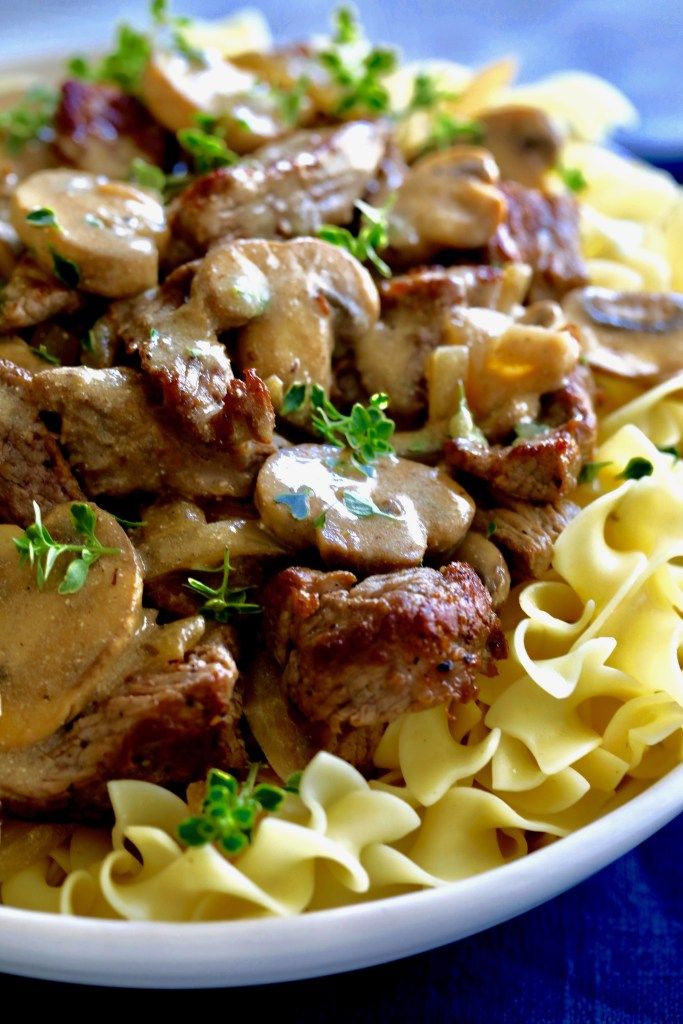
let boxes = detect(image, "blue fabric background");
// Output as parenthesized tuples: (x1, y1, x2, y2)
(1, 812, 681, 1017)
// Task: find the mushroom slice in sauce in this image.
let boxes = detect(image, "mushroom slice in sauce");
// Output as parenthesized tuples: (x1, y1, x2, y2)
(0, 503, 142, 750)
(11, 169, 169, 297)
(255, 442, 474, 574)
(562, 286, 683, 382)
(478, 105, 564, 189)
(387, 146, 506, 266)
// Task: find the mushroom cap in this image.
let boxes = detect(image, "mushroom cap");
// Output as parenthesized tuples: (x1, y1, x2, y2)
(389, 146, 506, 264)
(255, 443, 474, 573)
(0, 504, 143, 749)
(562, 286, 683, 381)
(479, 104, 565, 189)
(11, 169, 169, 297)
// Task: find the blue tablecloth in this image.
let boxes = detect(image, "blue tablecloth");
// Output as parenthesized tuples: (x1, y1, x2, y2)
(2, 813, 680, 1019)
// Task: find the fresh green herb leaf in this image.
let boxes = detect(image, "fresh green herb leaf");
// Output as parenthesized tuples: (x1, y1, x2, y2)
(177, 764, 286, 856)
(26, 207, 58, 228)
(514, 420, 551, 440)
(129, 157, 166, 191)
(51, 250, 81, 288)
(0, 86, 57, 153)
(187, 346, 202, 358)
(273, 75, 310, 126)
(657, 444, 680, 461)
(318, 195, 394, 277)
(150, 327, 160, 342)
(423, 111, 484, 151)
(616, 457, 654, 481)
(280, 381, 307, 416)
(405, 72, 458, 113)
(312, 511, 327, 530)
(448, 382, 487, 445)
(34, 345, 61, 366)
(318, 7, 397, 116)
(284, 771, 303, 795)
(310, 386, 395, 468)
(67, 56, 93, 80)
(112, 514, 145, 529)
(81, 330, 95, 354)
(186, 549, 260, 622)
(13, 500, 120, 594)
(558, 164, 588, 194)
(486, 521, 497, 538)
(177, 124, 239, 173)
(342, 491, 398, 519)
(578, 460, 613, 485)
(94, 23, 151, 93)
(274, 488, 313, 521)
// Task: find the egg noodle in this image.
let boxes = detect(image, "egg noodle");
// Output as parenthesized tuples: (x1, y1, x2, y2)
(1, 11, 682, 922)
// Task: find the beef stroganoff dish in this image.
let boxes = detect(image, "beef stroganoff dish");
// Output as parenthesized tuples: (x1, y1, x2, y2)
(0, 3, 681, 923)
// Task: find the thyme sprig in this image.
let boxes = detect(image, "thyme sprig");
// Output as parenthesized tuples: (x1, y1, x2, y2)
(186, 549, 260, 621)
(13, 501, 120, 595)
(318, 196, 394, 277)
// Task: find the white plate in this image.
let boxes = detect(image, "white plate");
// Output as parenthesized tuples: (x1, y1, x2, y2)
(0, 763, 680, 988)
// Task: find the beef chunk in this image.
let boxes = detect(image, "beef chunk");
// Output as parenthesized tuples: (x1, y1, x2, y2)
(169, 121, 388, 256)
(474, 498, 579, 581)
(0, 254, 83, 332)
(446, 368, 596, 503)
(263, 563, 507, 747)
(0, 630, 247, 820)
(54, 80, 167, 179)
(488, 181, 587, 300)
(32, 366, 274, 499)
(0, 360, 83, 525)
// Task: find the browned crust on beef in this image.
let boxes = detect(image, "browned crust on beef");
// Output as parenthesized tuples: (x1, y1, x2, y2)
(169, 121, 388, 256)
(0, 633, 247, 821)
(0, 360, 83, 525)
(263, 563, 507, 745)
(445, 367, 596, 502)
(487, 182, 587, 300)
(474, 498, 579, 581)
(54, 80, 167, 178)
(0, 254, 83, 332)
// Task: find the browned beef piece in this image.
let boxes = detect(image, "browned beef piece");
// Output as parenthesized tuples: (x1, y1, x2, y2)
(0, 631, 247, 820)
(445, 368, 597, 503)
(54, 80, 167, 179)
(0, 360, 83, 525)
(0, 254, 83, 332)
(169, 121, 388, 256)
(263, 563, 507, 747)
(474, 498, 579, 581)
(32, 366, 274, 499)
(487, 181, 587, 300)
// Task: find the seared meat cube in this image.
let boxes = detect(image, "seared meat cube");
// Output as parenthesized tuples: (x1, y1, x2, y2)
(54, 80, 167, 179)
(0, 629, 247, 821)
(0, 254, 83, 332)
(169, 121, 388, 256)
(263, 563, 507, 747)
(474, 498, 579, 581)
(32, 366, 274, 499)
(446, 368, 596, 503)
(0, 360, 83, 525)
(487, 181, 587, 300)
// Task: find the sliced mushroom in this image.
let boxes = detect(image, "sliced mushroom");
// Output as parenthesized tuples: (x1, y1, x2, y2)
(255, 443, 474, 573)
(562, 286, 683, 382)
(0, 503, 142, 749)
(11, 169, 169, 297)
(387, 146, 506, 265)
(453, 531, 510, 608)
(478, 105, 564, 189)
(142, 49, 294, 151)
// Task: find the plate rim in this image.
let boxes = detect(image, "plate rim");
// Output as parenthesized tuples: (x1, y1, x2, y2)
(0, 762, 681, 988)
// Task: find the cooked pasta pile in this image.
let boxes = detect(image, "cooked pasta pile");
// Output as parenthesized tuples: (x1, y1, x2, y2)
(1, 13, 682, 923)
